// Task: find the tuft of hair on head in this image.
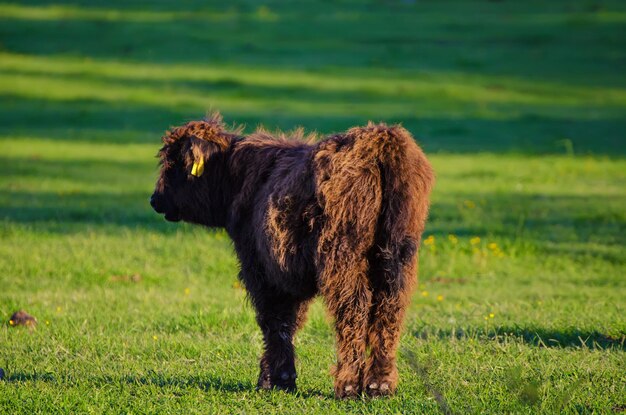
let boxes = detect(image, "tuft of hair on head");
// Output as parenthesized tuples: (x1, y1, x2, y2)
(158, 111, 242, 171)
(252, 125, 318, 144)
(204, 111, 245, 136)
(203, 111, 223, 125)
(161, 112, 238, 147)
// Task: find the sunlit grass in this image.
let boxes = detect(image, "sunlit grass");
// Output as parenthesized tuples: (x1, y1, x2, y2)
(1, 135, 624, 412)
(0, 3, 265, 23)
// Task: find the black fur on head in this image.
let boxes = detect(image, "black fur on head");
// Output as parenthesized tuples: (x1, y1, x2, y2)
(150, 113, 240, 226)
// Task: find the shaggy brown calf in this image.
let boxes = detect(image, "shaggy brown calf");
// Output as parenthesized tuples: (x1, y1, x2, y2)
(150, 114, 434, 398)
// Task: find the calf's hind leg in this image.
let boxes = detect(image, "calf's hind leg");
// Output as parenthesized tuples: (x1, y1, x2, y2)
(320, 256, 373, 399)
(364, 250, 417, 397)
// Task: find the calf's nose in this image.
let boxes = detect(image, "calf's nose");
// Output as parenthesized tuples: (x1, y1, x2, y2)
(150, 194, 157, 209)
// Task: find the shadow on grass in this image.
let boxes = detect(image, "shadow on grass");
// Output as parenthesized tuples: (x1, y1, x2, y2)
(114, 374, 336, 398)
(2, 96, 626, 155)
(115, 373, 254, 393)
(412, 325, 626, 350)
(3, 372, 57, 383)
(3, 371, 253, 393)
(3, 371, 334, 398)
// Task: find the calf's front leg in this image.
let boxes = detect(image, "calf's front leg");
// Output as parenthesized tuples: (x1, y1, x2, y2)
(253, 292, 309, 391)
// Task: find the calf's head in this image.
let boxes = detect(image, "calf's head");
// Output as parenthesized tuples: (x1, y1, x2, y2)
(150, 115, 234, 226)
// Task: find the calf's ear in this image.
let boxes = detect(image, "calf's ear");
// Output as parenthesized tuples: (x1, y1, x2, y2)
(184, 136, 226, 178)
(189, 137, 209, 177)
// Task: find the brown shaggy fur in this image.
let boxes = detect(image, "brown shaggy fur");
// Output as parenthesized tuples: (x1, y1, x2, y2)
(150, 113, 434, 398)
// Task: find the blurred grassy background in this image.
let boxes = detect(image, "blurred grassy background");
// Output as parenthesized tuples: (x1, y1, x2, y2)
(0, 1, 625, 413)
(1, 0, 625, 153)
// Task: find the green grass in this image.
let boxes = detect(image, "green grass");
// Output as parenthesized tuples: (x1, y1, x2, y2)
(0, 0, 625, 413)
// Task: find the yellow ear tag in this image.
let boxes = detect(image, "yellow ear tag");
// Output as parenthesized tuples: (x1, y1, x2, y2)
(191, 157, 205, 177)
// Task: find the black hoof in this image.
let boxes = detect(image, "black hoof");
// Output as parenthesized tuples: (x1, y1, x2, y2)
(257, 370, 297, 392)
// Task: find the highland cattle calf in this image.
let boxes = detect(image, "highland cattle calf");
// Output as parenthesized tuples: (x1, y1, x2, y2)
(150, 114, 434, 398)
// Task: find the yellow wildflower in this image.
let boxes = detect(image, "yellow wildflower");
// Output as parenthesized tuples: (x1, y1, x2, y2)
(424, 235, 435, 246)
(488, 243, 498, 250)
(9, 320, 14, 326)
(437, 295, 444, 302)
(489, 313, 495, 318)
(470, 237, 481, 245)
(153, 335, 158, 341)
(464, 200, 476, 209)
(448, 234, 458, 245)
(184, 287, 190, 296)
(421, 291, 429, 297)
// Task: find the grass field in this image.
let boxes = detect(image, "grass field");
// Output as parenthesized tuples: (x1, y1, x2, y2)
(1, 0, 625, 413)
